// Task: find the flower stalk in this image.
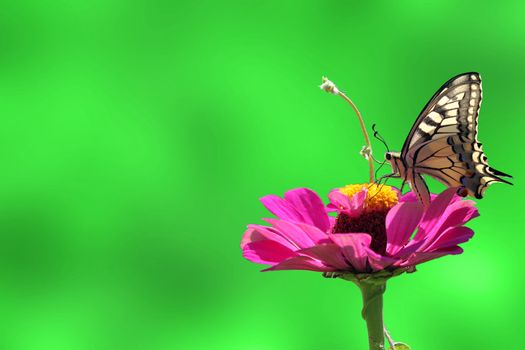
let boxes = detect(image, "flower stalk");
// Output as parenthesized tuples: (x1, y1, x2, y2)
(320, 77, 375, 183)
(342, 272, 400, 350)
(358, 280, 386, 350)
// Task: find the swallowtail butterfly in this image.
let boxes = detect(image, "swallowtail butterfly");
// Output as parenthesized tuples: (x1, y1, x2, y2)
(384, 72, 512, 208)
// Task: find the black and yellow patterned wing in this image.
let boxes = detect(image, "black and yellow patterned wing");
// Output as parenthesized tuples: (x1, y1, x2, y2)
(404, 72, 512, 199)
(402, 72, 481, 158)
(412, 136, 511, 198)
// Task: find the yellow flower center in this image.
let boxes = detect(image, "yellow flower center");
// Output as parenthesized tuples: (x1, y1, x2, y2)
(339, 183, 398, 212)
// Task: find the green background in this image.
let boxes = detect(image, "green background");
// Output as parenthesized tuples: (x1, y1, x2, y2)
(0, 1, 522, 349)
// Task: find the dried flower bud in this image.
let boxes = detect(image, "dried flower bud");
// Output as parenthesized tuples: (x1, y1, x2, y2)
(360, 145, 372, 160)
(320, 77, 340, 95)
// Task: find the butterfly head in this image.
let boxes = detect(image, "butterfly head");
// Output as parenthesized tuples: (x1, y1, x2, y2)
(385, 151, 404, 176)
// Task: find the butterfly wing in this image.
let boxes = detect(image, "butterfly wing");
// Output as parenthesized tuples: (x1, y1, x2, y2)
(403, 72, 512, 199)
(401, 72, 481, 158)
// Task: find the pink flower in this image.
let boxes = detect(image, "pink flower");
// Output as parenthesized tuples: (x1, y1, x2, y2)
(241, 184, 478, 273)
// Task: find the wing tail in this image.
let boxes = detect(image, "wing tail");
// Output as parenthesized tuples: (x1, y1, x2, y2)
(488, 167, 512, 179)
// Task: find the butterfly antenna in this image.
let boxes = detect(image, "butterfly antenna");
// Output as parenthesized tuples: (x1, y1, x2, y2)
(374, 160, 387, 180)
(368, 124, 392, 201)
(370, 154, 385, 164)
(372, 124, 390, 153)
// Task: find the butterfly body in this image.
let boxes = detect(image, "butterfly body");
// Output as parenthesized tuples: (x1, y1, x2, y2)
(384, 72, 512, 208)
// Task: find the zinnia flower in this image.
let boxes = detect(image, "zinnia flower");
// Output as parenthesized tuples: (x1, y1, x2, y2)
(241, 184, 478, 274)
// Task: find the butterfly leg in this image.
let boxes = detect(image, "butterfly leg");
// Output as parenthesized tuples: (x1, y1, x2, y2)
(375, 173, 400, 185)
(399, 179, 407, 194)
(411, 174, 431, 209)
(370, 174, 400, 200)
(367, 173, 401, 202)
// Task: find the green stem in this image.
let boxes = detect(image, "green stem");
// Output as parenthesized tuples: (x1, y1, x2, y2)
(358, 280, 386, 350)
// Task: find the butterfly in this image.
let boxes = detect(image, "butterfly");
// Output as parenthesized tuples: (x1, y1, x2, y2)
(383, 72, 512, 208)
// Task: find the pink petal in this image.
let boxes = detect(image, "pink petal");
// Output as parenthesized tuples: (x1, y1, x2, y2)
(260, 194, 303, 223)
(414, 188, 458, 241)
(399, 191, 418, 203)
(401, 246, 463, 266)
(298, 244, 350, 270)
(364, 247, 397, 271)
(425, 226, 474, 252)
(263, 256, 337, 272)
(326, 203, 338, 212)
(385, 200, 424, 256)
(432, 200, 479, 236)
(241, 225, 298, 251)
(241, 227, 258, 249)
(242, 240, 298, 265)
(327, 188, 367, 217)
(350, 189, 367, 211)
(413, 196, 478, 252)
(264, 218, 315, 248)
(400, 191, 438, 203)
(330, 233, 371, 272)
(392, 239, 425, 260)
(327, 190, 352, 210)
(295, 222, 330, 244)
(284, 188, 331, 231)
(328, 215, 336, 228)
